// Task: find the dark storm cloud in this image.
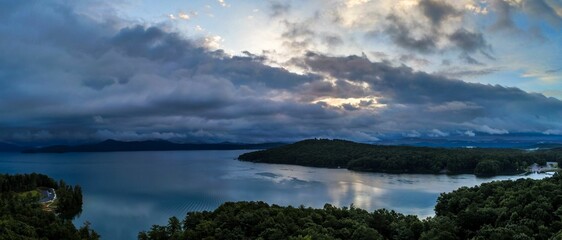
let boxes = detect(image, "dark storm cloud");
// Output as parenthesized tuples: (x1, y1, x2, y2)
(110, 25, 318, 89)
(383, 15, 437, 53)
(296, 77, 373, 102)
(448, 28, 493, 65)
(303, 52, 500, 105)
(0, 1, 329, 143)
(418, 0, 461, 26)
(449, 29, 489, 53)
(111, 26, 207, 61)
(2, 0, 562, 144)
(301, 52, 562, 133)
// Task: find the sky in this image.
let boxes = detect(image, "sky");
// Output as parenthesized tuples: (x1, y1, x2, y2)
(1, 0, 562, 144)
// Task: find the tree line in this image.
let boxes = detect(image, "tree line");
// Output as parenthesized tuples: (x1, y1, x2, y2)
(0, 173, 99, 239)
(238, 139, 562, 177)
(139, 174, 562, 239)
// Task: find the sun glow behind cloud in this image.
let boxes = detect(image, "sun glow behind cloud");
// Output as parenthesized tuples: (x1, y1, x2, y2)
(313, 97, 386, 110)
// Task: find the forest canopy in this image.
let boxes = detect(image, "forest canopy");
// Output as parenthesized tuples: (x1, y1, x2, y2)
(140, 174, 562, 240)
(238, 139, 562, 177)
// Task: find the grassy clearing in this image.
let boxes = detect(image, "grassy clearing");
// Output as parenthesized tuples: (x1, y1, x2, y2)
(17, 188, 58, 211)
(18, 189, 41, 199)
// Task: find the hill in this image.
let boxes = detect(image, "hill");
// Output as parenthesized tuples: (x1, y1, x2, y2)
(0, 142, 23, 152)
(238, 139, 562, 177)
(23, 139, 285, 153)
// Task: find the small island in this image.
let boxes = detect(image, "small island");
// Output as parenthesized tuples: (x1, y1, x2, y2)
(238, 139, 562, 177)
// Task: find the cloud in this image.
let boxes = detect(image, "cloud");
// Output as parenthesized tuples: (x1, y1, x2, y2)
(93, 116, 104, 124)
(459, 53, 484, 65)
(383, 14, 437, 53)
(321, 34, 344, 47)
(429, 129, 449, 137)
(329, 0, 503, 68)
(489, 0, 562, 38)
(203, 35, 224, 50)
(178, 12, 191, 20)
(82, 77, 117, 90)
(463, 130, 476, 137)
(269, 1, 291, 18)
(345, 0, 371, 8)
(474, 125, 509, 135)
(418, 0, 461, 26)
(300, 52, 562, 134)
(543, 129, 562, 135)
(490, 0, 516, 30)
(278, 16, 346, 55)
(404, 130, 421, 138)
(1, 0, 562, 145)
(281, 20, 315, 51)
(427, 101, 482, 112)
(94, 130, 188, 141)
(520, 0, 562, 27)
(399, 54, 431, 67)
(436, 67, 500, 78)
(217, 0, 228, 8)
(449, 28, 489, 53)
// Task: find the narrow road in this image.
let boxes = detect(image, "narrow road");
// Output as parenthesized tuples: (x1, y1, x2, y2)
(39, 188, 56, 203)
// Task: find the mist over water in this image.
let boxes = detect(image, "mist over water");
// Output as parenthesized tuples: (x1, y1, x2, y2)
(0, 151, 547, 239)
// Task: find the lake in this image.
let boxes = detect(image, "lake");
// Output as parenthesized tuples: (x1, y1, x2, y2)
(0, 150, 548, 239)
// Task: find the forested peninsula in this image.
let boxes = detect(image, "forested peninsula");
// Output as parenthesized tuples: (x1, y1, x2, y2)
(0, 173, 98, 239)
(238, 139, 562, 177)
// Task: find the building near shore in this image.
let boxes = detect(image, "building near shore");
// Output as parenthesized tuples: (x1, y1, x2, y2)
(546, 162, 559, 169)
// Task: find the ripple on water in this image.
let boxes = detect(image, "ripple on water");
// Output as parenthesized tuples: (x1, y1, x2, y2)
(255, 172, 281, 178)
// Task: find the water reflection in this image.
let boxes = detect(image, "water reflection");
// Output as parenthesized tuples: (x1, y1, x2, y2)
(0, 151, 548, 239)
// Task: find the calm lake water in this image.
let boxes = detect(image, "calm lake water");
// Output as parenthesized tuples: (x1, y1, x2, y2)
(0, 150, 548, 239)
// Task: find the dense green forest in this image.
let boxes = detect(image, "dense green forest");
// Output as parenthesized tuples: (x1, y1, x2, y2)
(140, 174, 562, 240)
(0, 173, 99, 239)
(238, 139, 562, 177)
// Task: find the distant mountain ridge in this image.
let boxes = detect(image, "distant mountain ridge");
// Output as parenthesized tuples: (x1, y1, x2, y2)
(13, 137, 562, 153)
(380, 137, 562, 149)
(0, 142, 23, 152)
(23, 139, 286, 153)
